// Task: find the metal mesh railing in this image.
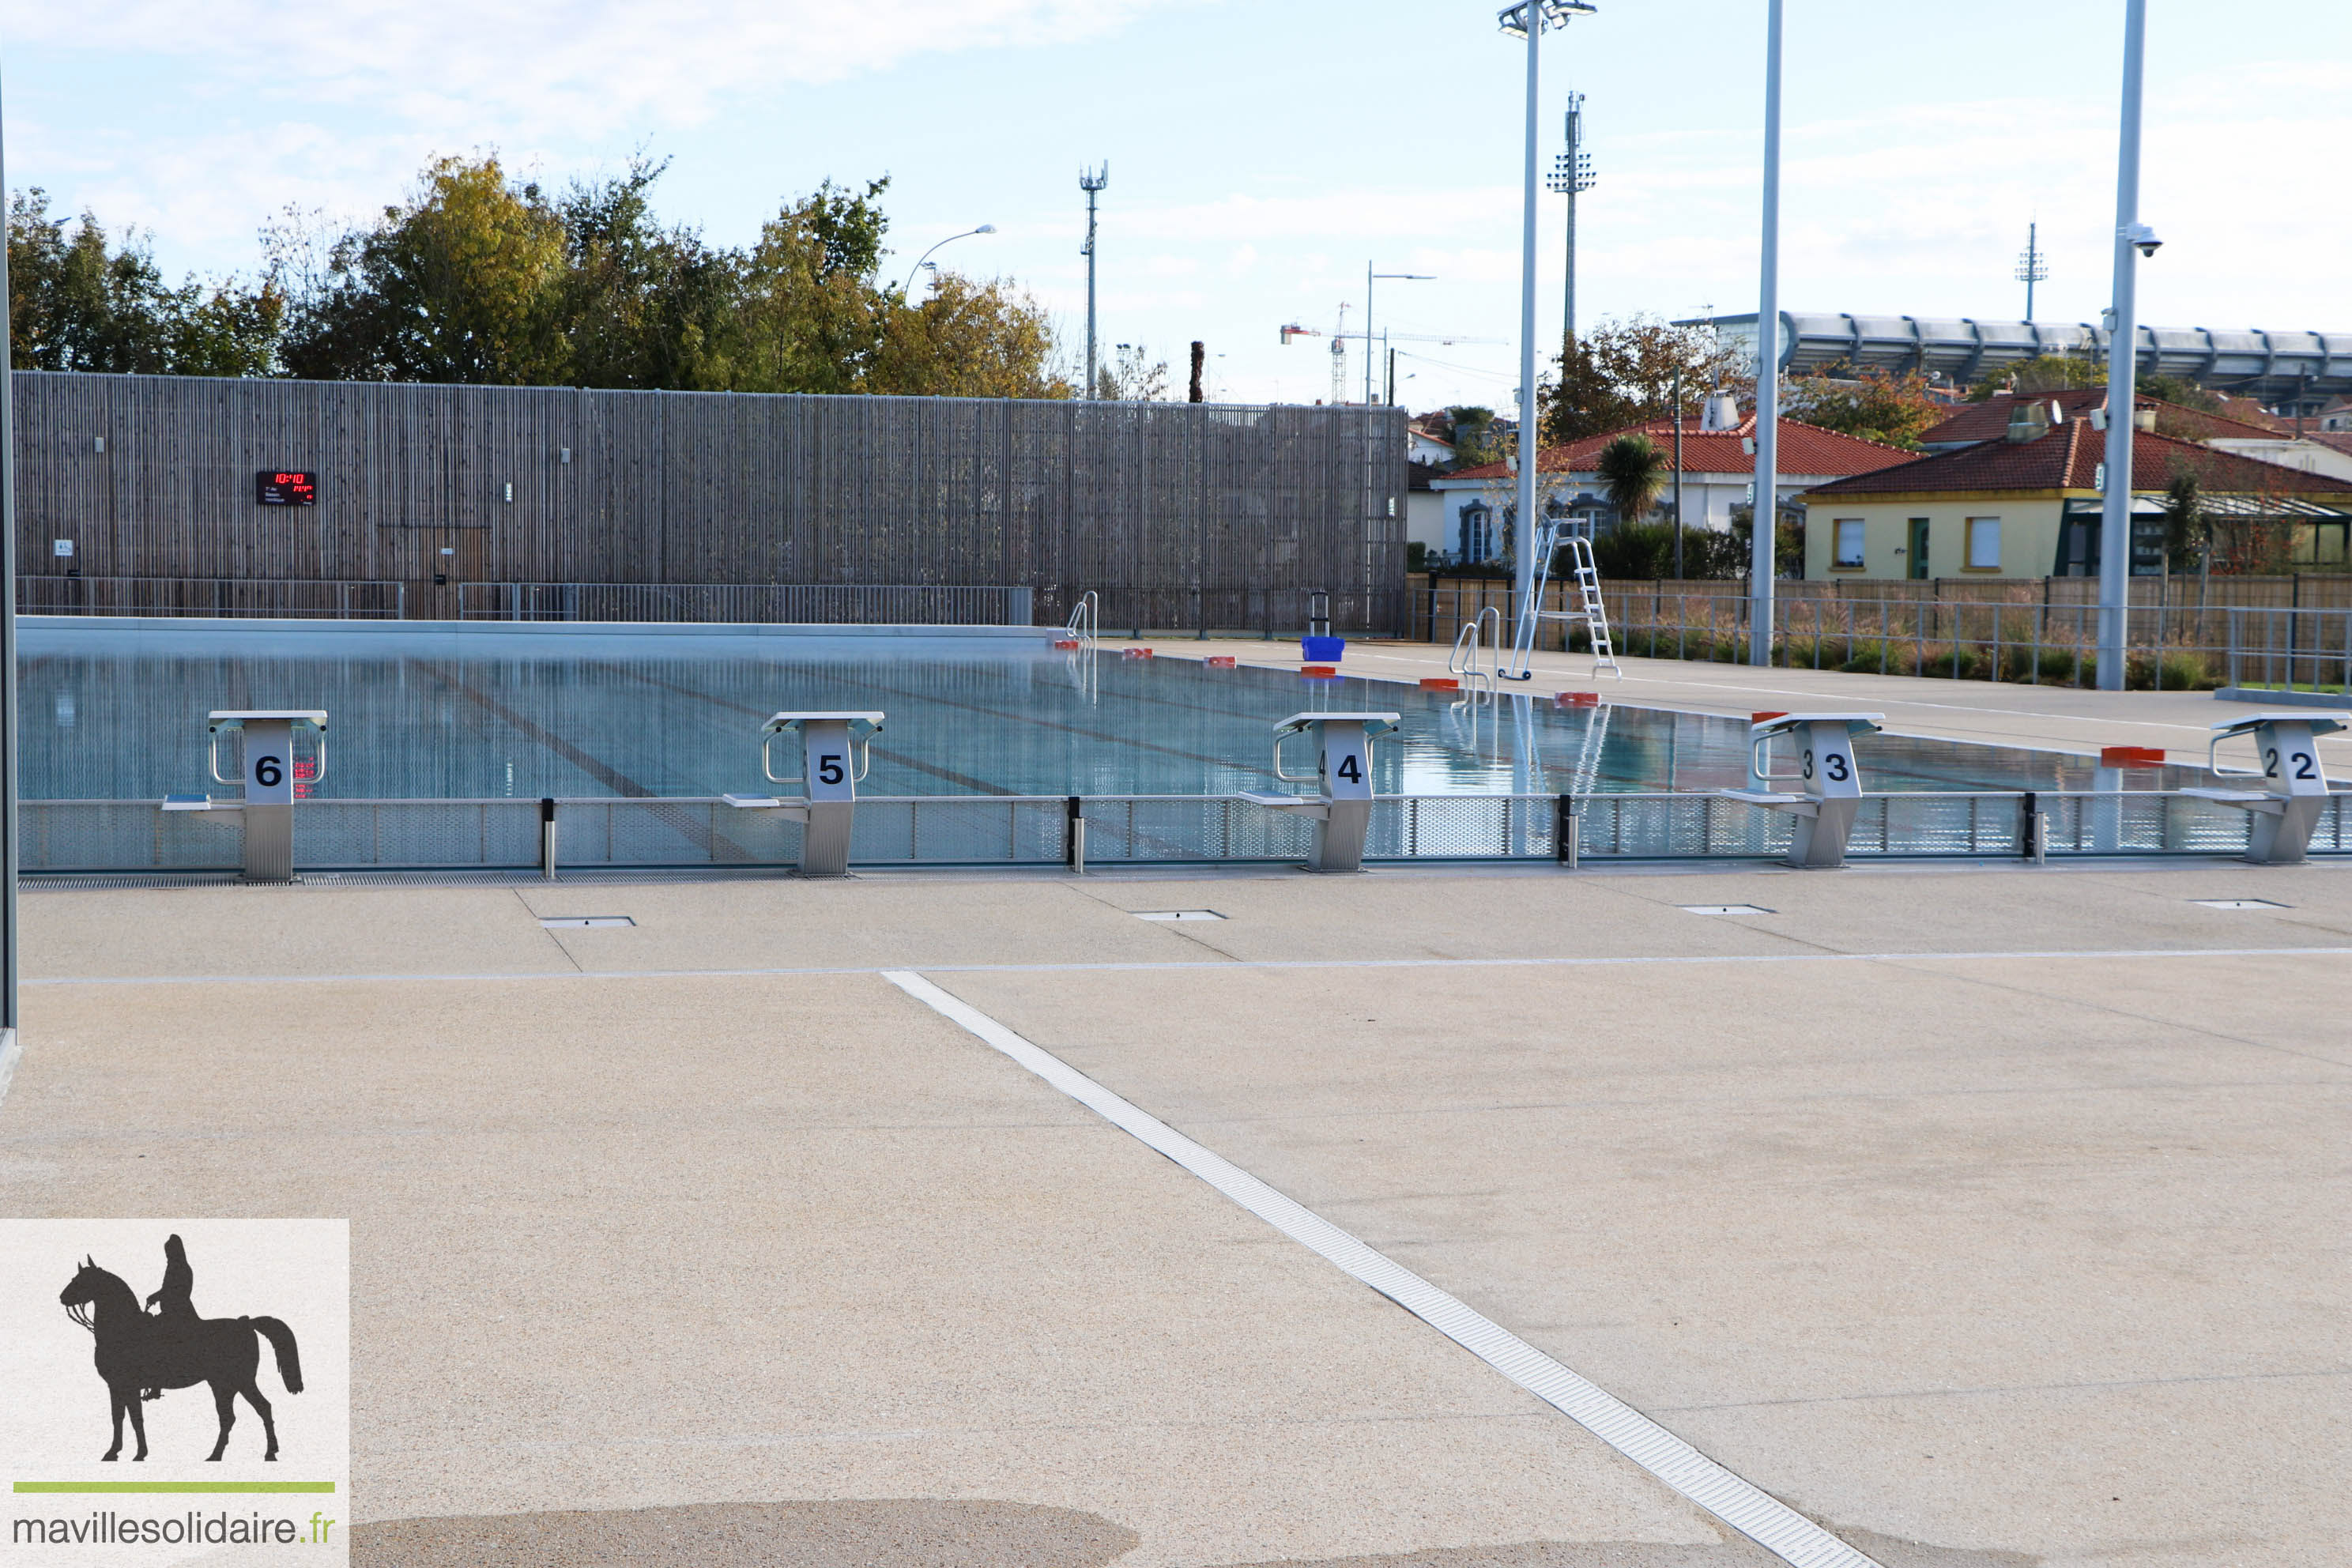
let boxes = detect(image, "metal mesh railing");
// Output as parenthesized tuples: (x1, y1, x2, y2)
(15, 790, 2346, 874)
(458, 583, 1035, 625)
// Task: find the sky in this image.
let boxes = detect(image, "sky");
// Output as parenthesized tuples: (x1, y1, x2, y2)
(6, 0, 2348, 411)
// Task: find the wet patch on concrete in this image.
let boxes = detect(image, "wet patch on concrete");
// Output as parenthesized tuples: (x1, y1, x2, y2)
(352, 1498, 1139, 1567)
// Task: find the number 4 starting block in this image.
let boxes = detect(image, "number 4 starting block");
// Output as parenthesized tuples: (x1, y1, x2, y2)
(1242, 712, 1400, 873)
(1721, 712, 1885, 869)
(2182, 712, 2348, 865)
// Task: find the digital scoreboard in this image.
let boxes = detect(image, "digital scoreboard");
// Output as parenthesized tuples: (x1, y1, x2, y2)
(256, 471, 318, 507)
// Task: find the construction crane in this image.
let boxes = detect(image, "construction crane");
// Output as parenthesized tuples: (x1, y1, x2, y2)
(1280, 310, 1506, 405)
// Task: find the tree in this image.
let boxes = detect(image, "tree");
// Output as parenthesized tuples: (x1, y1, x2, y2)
(1445, 407, 1503, 468)
(1965, 354, 2101, 401)
(870, 273, 1069, 398)
(556, 158, 743, 391)
(1096, 344, 1170, 401)
(1780, 362, 1939, 449)
(279, 155, 569, 384)
(1540, 315, 1747, 444)
(9, 190, 281, 375)
(2161, 465, 2209, 576)
(1596, 433, 1669, 522)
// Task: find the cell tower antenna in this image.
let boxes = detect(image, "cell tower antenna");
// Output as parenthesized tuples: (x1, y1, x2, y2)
(2015, 220, 2049, 321)
(1080, 164, 1109, 398)
(1546, 91, 1597, 362)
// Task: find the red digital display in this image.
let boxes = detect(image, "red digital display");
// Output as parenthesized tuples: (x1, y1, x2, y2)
(256, 471, 318, 507)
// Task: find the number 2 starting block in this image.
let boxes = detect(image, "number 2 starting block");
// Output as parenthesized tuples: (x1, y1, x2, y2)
(1721, 712, 1885, 869)
(2182, 711, 2348, 865)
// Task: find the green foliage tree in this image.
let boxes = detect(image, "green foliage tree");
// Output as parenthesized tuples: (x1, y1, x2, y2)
(8, 190, 281, 375)
(1589, 521, 1743, 580)
(24, 155, 1064, 399)
(1540, 316, 1747, 444)
(1964, 353, 2101, 400)
(1780, 361, 1939, 448)
(1595, 433, 1669, 522)
(279, 156, 570, 384)
(2162, 465, 2209, 575)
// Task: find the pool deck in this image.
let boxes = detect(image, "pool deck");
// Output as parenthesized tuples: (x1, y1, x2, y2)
(1121, 638, 2352, 771)
(6, 858, 2347, 1566)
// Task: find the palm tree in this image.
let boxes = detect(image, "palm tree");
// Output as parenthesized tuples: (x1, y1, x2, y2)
(1596, 433, 1670, 526)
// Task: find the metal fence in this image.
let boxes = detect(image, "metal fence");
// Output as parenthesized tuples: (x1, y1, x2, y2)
(457, 582, 1035, 625)
(19, 576, 405, 619)
(1415, 577, 2352, 693)
(20, 789, 2347, 876)
(2223, 606, 2352, 697)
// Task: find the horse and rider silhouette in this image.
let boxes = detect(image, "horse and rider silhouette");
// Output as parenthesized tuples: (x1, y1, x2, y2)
(58, 1235, 303, 1463)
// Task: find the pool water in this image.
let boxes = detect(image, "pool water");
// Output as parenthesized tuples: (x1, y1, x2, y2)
(22, 629, 2186, 801)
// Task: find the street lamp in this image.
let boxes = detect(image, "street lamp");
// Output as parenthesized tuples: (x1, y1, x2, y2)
(2097, 0, 2151, 691)
(1498, 0, 1596, 680)
(901, 224, 997, 296)
(1365, 264, 1433, 405)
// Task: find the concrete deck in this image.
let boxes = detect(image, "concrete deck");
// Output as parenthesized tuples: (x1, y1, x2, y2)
(1119, 639, 2352, 771)
(5, 861, 2346, 1566)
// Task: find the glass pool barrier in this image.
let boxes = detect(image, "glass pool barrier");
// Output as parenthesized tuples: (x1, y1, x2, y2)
(18, 789, 2347, 876)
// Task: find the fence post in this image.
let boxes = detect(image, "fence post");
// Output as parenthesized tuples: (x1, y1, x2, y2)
(1556, 793, 1578, 869)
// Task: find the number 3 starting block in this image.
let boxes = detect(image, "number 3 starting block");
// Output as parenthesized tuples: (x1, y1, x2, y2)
(1721, 712, 1885, 869)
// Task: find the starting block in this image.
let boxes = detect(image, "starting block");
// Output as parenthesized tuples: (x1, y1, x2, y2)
(726, 711, 885, 876)
(2183, 712, 2348, 865)
(1721, 712, 1885, 868)
(195, 710, 329, 881)
(1242, 712, 1400, 873)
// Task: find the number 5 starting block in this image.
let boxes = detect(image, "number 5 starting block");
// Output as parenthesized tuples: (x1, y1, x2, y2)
(1721, 712, 1885, 869)
(722, 711, 885, 877)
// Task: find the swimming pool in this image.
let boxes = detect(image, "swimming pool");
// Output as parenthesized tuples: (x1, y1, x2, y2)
(21, 623, 2192, 803)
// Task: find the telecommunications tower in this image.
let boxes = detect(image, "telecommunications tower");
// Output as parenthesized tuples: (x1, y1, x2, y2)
(1080, 164, 1109, 398)
(1547, 92, 1596, 360)
(2016, 220, 2049, 321)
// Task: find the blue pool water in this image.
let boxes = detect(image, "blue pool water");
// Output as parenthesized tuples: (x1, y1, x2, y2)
(21, 627, 2184, 801)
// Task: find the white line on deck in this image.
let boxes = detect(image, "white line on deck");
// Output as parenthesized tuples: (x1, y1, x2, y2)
(24, 944, 2352, 989)
(881, 968, 1886, 1568)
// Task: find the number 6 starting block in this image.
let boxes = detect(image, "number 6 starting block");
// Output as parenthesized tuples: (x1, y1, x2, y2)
(1721, 712, 1885, 869)
(1242, 712, 1400, 873)
(723, 711, 884, 877)
(165, 710, 329, 882)
(2182, 711, 2348, 865)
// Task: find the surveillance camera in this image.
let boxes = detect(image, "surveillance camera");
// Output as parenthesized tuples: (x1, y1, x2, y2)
(2126, 223, 2162, 258)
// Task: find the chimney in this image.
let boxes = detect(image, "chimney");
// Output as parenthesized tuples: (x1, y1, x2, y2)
(2132, 407, 2156, 432)
(1701, 390, 1740, 432)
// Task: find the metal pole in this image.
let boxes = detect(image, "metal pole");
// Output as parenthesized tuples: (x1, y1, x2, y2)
(1672, 364, 1685, 580)
(1512, 0, 1544, 675)
(1365, 262, 1374, 406)
(1080, 166, 1108, 398)
(0, 36, 17, 1048)
(2097, 0, 2147, 691)
(1750, 0, 1782, 665)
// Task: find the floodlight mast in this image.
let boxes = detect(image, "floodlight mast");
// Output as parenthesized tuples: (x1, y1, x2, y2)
(2015, 220, 2049, 321)
(1498, 0, 1596, 681)
(2097, 1, 2150, 690)
(1080, 165, 1108, 398)
(1750, 0, 1783, 667)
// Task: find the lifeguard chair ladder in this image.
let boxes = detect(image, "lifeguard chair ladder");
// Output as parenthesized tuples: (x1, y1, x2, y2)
(1507, 520, 1622, 681)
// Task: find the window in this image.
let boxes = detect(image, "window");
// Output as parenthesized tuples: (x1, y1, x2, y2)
(1966, 516, 2002, 571)
(1459, 501, 1492, 563)
(1833, 518, 1865, 569)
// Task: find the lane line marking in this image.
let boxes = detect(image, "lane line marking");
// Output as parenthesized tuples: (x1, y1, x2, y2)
(881, 968, 1885, 1568)
(22, 944, 2352, 989)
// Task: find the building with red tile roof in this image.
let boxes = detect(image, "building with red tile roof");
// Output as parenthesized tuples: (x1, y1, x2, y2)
(1425, 414, 1912, 564)
(1803, 417, 2352, 580)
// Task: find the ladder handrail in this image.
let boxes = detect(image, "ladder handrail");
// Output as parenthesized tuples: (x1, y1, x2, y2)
(1449, 606, 1500, 703)
(1065, 590, 1099, 645)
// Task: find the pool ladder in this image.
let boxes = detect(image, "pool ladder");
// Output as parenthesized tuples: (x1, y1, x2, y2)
(1449, 606, 1500, 707)
(1065, 590, 1099, 648)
